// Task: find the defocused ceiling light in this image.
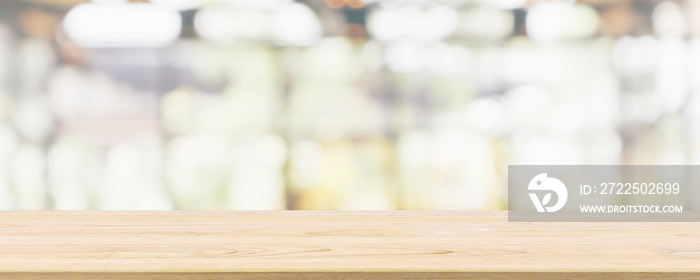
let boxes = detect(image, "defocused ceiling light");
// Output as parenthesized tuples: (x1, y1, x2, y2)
(652, 1, 688, 38)
(63, 3, 182, 48)
(194, 4, 269, 43)
(367, 4, 458, 43)
(457, 5, 513, 41)
(194, 2, 321, 46)
(270, 3, 323, 46)
(526, 2, 599, 42)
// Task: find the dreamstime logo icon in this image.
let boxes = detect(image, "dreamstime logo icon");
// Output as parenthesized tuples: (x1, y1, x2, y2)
(528, 173, 568, 213)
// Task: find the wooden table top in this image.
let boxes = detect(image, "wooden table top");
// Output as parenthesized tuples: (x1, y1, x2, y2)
(1, 211, 699, 279)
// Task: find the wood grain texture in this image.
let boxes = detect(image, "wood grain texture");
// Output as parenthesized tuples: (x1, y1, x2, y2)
(0, 211, 699, 279)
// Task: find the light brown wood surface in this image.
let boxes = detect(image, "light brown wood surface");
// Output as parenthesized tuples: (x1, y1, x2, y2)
(1, 211, 699, 279)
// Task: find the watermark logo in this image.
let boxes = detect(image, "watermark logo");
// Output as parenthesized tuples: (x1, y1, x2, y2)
(528, 173, 568, 213)
(510, 166, 693, 222)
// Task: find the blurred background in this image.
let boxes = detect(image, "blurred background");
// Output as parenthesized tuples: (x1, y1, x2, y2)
(0, 0, 696, 210)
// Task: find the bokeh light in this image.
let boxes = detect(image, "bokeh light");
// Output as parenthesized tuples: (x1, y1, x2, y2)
(0, 0, 695, 210)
